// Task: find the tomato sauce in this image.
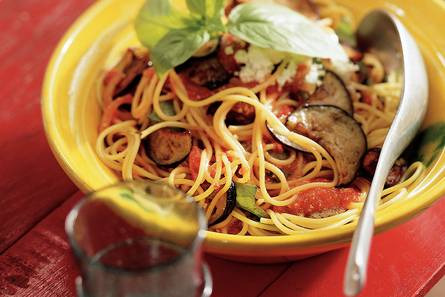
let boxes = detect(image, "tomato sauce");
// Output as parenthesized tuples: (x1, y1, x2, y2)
(283, 63, 309, 94)
(276, 104, 294, 117)
(218, 77, 257, 91)
(273, 186, 360, 217)
(360, 89, 374, 105)
(226, 219, 243, 234)
(218, 33, 246, 73)
(188, 146, 202, 180)
(178, 74, 215, 100)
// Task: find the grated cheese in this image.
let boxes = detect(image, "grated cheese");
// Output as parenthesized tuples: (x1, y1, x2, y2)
(305, 61, 325, 86)
(277, 60, 297, 87)
(235, 46, 285, 83)
(330, 59, 358, 81)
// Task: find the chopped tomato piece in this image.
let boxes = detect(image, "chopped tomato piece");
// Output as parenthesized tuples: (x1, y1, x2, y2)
(276, 105, 294, 117)
(360, 89, 373, 105)
(283, 63, 310, 94)
(217, 34, 246, 73)
(103, 70, 121, 86)
(266, 84, 280, 95)
(188, 146, 202, 180)
(273, 186, 360, 217)
(142, 67, 155, 78)
(218, 77, 257, 91)
(226, 220, 243, 234)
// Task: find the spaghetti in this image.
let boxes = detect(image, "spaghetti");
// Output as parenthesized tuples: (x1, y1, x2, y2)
(95, 0, 425, 236)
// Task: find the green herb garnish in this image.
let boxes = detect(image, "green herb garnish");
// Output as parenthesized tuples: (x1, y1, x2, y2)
(135, 0, 347, 75)
(135, 0, 225, 74)
(235, 183, 268, 218)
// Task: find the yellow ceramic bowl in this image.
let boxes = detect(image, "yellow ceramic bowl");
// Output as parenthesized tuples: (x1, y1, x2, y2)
(42, 0, 445, 262)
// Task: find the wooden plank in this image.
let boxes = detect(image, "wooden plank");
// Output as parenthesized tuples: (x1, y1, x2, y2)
(0, 192, 82, 296)
(260, 197, 445, 297)
(3, 194, 445, 297)
(0, 0, 94, 252)
(206, 256, 290, 297)
(0, 192, 290, 297)
(6, 190, 445, 297)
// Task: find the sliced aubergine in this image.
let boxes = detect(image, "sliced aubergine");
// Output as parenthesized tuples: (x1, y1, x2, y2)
(144, 128, 192, 166)
(266, 123, 308, 152)
(306, 70, 353, 115)
(114, 49, 150, 97)
(286, 105, 367, 185)
(208, 182, 236, 227)
(176, 54, 230, 90)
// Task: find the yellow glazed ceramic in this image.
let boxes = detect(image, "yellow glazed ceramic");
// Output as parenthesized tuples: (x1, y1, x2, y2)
(42, 0, 445, 262)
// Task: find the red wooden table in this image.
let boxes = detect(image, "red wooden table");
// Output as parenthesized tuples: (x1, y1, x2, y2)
(1, 0, 445, 296)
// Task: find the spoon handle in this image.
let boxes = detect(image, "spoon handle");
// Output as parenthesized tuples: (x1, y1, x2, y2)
(343, 154, 394, 296)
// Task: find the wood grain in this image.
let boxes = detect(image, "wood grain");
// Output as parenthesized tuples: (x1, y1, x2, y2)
(0, 0, 94, 253)
(5, 189, 445, 297)
(0, 192, 82, 296)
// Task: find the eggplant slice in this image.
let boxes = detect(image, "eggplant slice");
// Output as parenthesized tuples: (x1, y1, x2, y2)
(114, 48, 150, 97)
(176, 54, 230, 90)
(266, 123, 308, 152)
(306, 70, 353, 115)
(208, 182, 236, 227)
(144, 128, 192, 166)
(286, 105, 367, 185)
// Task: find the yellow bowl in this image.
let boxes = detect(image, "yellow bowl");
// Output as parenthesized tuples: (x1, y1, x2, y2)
(42, 0, 445, 262)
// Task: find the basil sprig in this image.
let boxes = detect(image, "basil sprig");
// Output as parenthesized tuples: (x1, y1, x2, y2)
(135, 0, 225, 74)
(151, 28, 210, 74)
(135, 0, 347, 75)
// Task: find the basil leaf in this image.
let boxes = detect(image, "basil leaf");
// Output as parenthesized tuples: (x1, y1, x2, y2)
(146, 0, 171, 15)
(186, 0, 206, 16)
(135, 0, 193, 50)
(206, 0, 226, 34)
(207, 0, 225, 19)
(187, 0, 225, 18)
(135, 0, 224, 74)
(227, 3, 348, 61)
(235, 183, 268, 218)
(151, 27, 210, 74)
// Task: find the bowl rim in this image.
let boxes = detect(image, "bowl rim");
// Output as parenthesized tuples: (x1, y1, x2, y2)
(42, 0, 445, 250)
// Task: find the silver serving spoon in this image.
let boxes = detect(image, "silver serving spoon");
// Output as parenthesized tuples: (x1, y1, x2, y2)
(343, 10, 428, 296)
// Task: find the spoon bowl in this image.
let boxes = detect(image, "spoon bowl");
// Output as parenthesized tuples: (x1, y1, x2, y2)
(343, 9, 428, 296)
